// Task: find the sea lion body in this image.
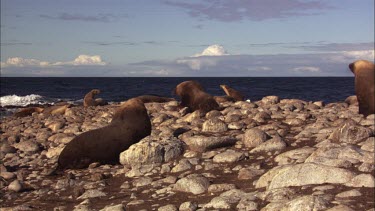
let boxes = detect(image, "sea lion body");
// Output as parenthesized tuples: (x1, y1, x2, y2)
(214, 95, 236, 103)
(220, 85, 245, 101)
(57, 98, 151, 169)
(349, 60, 375, 117)
(84, 89, 107, 107)
(174, 81, 220, 113)
(135, 95, 175, 103)
(13, 107, 44, 117)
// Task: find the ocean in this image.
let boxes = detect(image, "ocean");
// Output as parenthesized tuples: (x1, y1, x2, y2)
(0, 77, 355, 109)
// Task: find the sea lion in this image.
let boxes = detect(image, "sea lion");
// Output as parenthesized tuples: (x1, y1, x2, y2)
(57, 98, 151, 169)
(13, 107, 44, 117)
(42, 102, 72, 116)
(349, 60, 375, 117)
(220, 84, 245, 101)
(135, 95, 175, 103)
(213, 96, 236, 103)
(174, 80, 220, 113)
(83, 89, 107, 107)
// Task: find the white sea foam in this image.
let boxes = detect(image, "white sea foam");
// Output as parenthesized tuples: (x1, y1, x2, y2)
(0, 94, 51, 107)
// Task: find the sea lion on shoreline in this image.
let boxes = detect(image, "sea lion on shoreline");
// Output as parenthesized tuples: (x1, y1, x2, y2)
(83, 89, 107, 107)
(220, 84, 245, 101)
(135, 95, 175, 103)
(174, 81, 220, 113)
(56, 98, 151, 169)
(214, 96, 236, 103)
(13, 107, 44, 117)
(349, 60, 375, 117)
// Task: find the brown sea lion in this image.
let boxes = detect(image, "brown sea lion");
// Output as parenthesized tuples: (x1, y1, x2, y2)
(135, 95, 175, 103)
(83, 89, 107, 107)
(13, 107, 44, 117)
(57, 98, 151, 169)
(220, 84, 245, 101)
(42, 102, 72, 115)
(349, 60, 375, 117)
(213, 95, 236, 103)
(174, 80, 220, 113)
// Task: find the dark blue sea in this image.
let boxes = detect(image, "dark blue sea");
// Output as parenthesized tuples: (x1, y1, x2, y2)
(0, 77, 355, 108)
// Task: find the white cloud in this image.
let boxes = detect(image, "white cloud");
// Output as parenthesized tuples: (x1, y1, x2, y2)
(0, 57, 50, 68)
(292, 66, 321, 72)
(192, 44, 229, 57)
(1, 54, 106, 68)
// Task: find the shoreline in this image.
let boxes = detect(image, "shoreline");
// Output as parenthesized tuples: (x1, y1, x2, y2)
(1, 96, 374, 210)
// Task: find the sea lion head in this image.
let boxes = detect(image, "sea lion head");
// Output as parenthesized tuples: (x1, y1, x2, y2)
(91, 89, 101, 95)
(349, 60, 375, 74)
(112, 98, 150, 124)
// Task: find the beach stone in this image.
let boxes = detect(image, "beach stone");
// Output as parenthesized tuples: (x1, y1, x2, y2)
(326, 205, 355, 211)
(13, 140, 40, 153)
(208, 183, 236, 193)
(238, 167, 265, 180)
(345, 95, 358, 105)
(158, 204, 178, 211)
(133, 176, 153, 187)
(262, 96, 280, 104)
(236, 199, 258, 210)
(171, 159, 193, 173)
(77, 189, 107, 199)
(346, 174, 375, 187)
(243, 128, 269, 148)
(213, 150, 244, 163)
(261, 187, 298, 202)
(182, 135, 237, 152)
(0, 171, 16, 180)
(250, 136, 287, 153)
(46, 145, 64, 158)
(1, 142, 16, 153)
(174, 174, 210, 195)
(119, 136, 184, 167)
(202, 118, 228, 132)
(360, 137, 375, 152)
(256, 163, 356, 190)
(179, 201, 198, 211)
(204, 196, 231, 209)
(280, 195, 329, 211)
(335, 189, 362, 198)
(330, 120, 372, 144)
(99, 204, 125, 211)
(228, 122, 244, 130)
(274, 147, 316, 165)
(8, 179, 23, 192)
(253, 111, 271, 123)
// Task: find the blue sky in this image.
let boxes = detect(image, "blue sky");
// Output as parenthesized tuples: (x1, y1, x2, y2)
(1, 0, 374, 76)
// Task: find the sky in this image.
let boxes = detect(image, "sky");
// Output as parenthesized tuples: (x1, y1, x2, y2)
(0, 0, 374, 77)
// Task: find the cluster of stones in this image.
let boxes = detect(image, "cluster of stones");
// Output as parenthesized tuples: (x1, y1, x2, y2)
(1, 95, 374, 210)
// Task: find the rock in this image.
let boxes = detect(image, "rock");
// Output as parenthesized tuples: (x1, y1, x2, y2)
(77, 189, 107, 199)
(243, 128, 269, 148)
(213, 150, 245, 163)
(279, 195, 329, 211)
(335, 189, 362, 198)
(182, 135, 237, 152)
(99, 204, 125, 211)
(261, 187, 298, 202)
(120, 136, 184, 167)
(360, 137, 375, 152)
(133, 176, 153, 187)
(202, 118, 228, 132)
(330, 120, 372, 144)
(8, 179, 23, 192)
(174, 174, 210, 195)
(158, 204, 178, 211)
(345, 95, 358, 105)
(1, 142, 16, 153)
(179, 201, 198, 211)
(274, 147, 316, 165)
(171, 159, 193, 173)
(204, 196, 231, 209)
(238, 167, 265, 180)
(250, 136, 287, 153)
(262, 96, 280, 104)
(326, 205, 355, 211)
(346, 174, 375, 187)
(45, 145, 64, 158)
(236, 199, 258, 210)
(256, 163, 356, 190)
(13, 140, 40, 153)
(208, 183, 236, 193)
(0, 171, 16, 180)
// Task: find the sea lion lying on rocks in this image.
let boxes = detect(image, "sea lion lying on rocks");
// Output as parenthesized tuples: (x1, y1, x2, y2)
(134, 95, 175, 103)
(56, 98, 151, 170)
(174, 80, 220, 113)
(83, 89, 107, 107)
(220, 84, 245, 101)
(349, 60, 374, 117)
(213, 96, 236, 103)
(13, 102, 72, 117)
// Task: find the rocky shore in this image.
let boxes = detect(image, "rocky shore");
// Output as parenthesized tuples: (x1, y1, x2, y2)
(1, 95, 374, 210)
